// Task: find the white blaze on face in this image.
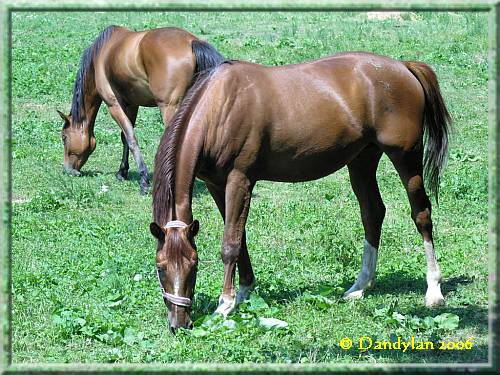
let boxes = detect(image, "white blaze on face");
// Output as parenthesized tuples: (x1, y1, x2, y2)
(173, 266, 181, 295)
(344, 240, 378, 299)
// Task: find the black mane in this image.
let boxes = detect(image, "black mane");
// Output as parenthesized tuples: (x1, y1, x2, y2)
(152, 64, 228, 225)
(70, 25, 118, 124)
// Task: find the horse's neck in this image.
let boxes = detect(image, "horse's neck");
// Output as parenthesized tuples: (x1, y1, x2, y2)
(172, 117, 206, 224)
(81, 72, 102, 135)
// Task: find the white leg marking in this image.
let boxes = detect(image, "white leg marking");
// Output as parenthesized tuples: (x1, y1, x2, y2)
(236, 280, 255, 305)
(344, 240, 378, 299)
(424, 240, 445, 307)
(214, 294, 236, 317)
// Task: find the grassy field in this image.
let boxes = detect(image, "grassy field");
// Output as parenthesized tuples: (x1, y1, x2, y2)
(11, 11, 489, 364)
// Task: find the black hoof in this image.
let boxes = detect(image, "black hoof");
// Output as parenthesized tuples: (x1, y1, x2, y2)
(115, 170, 128, 181)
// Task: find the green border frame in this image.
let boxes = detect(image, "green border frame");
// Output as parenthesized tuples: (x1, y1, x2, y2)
(0, 0, 497, 373)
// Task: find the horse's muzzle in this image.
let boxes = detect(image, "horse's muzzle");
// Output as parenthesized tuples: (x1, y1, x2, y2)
(169, 320, 193, 335)
(169, 320, 194, 334)
(63, 164, 81, 176)
(168, 308, 193, 334)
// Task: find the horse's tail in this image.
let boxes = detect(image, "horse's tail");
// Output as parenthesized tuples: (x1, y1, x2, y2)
(404, 61, 452, 202)
(191, 39, 225, 75)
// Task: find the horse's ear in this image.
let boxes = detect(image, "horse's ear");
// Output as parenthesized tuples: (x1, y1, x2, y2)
(187, 220, 199, 238)
(150, 222, 165, 241)
(57, 110, 70, 125)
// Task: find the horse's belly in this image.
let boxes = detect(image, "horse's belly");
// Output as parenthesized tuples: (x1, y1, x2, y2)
(113, 79, 157, 107)
(255, 142, 366, 182)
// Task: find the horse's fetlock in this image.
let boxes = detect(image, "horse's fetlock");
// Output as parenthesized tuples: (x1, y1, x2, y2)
(127, 138, 138, 149)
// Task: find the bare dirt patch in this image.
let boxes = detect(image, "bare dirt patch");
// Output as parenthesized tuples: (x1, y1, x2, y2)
(367, 12, 403, 21)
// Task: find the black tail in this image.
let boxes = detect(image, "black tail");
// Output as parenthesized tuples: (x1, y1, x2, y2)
(191, 39, 225, 75)
(404, 61, 452, 202)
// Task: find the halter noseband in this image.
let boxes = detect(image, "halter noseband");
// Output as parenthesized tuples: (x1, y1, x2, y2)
(164, 220, 188, 229)
(156, 220, 192, 308)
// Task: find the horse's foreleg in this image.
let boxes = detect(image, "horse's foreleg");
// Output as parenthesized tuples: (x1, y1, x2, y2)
(206, 182, 256, 309)
(235, 231, 256, 305)
(386, 147, 444, 307)
(108, 104, 149, 195)
(116, 106, 138, 181)
(344, 145, 385, 300)
(213, 171, 254, 317)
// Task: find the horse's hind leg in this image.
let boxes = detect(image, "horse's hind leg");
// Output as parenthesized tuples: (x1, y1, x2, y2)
(344, 144, 385, 299)
(385, 146, 445, 307)
(116, 105, 138, 181)
(107, 103, 149, 195)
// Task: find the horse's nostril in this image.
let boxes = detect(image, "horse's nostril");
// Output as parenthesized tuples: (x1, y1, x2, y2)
(169, 325, 177, 335)
(187, 321, 194, 330)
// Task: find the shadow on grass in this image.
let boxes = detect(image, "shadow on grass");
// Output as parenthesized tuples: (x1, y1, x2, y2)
(255, 273, 486, 328)
(122, 170, 152, 183)
(192, 292, 219, 321)
(367, 273, 473, 299)
(187, 279, 488, 364)
(79, 169, 103, 177)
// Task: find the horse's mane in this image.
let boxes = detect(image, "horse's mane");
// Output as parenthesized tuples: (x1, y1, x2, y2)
(153, 64, 227, 226)
(70, 25, 118, 124)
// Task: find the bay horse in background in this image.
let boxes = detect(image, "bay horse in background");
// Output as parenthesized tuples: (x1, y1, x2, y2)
(150, 53, 451, 332)
(57, 26, 224, 194)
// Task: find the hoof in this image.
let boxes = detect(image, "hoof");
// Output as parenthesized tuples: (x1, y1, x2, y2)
(425, 292, 445, 307)
(343, 289, 364, 300)
(115, 170, 128, 181)
(139, 184, 150, 195)
(236, 281, 255, 305)
(343, 279, 374, 300)
(214, 296, 235, 317)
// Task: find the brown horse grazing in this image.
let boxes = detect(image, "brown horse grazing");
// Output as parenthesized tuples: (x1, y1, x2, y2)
(150, 53, 451, 332)
(57, 26, 224, 194)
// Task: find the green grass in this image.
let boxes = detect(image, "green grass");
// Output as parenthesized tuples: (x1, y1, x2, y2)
(11, 11, 489, 364)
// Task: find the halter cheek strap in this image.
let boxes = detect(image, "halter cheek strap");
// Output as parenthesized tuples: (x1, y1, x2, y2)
(156, 267, 192, 307)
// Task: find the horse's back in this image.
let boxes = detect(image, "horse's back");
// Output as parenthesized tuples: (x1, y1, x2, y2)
(140, 27, 197, 51)
(96, 27, 197, 107)
(200, 54, 426, 182)
(234, 53, 425, 147)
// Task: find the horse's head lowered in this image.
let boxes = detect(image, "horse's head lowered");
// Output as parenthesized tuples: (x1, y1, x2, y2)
(58, 110, 96, 176)
(150, 219, 200, 333)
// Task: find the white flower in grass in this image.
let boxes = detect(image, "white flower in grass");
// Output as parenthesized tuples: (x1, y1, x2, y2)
(101, 185, 109, 193)
(134, 274, 142, 282)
